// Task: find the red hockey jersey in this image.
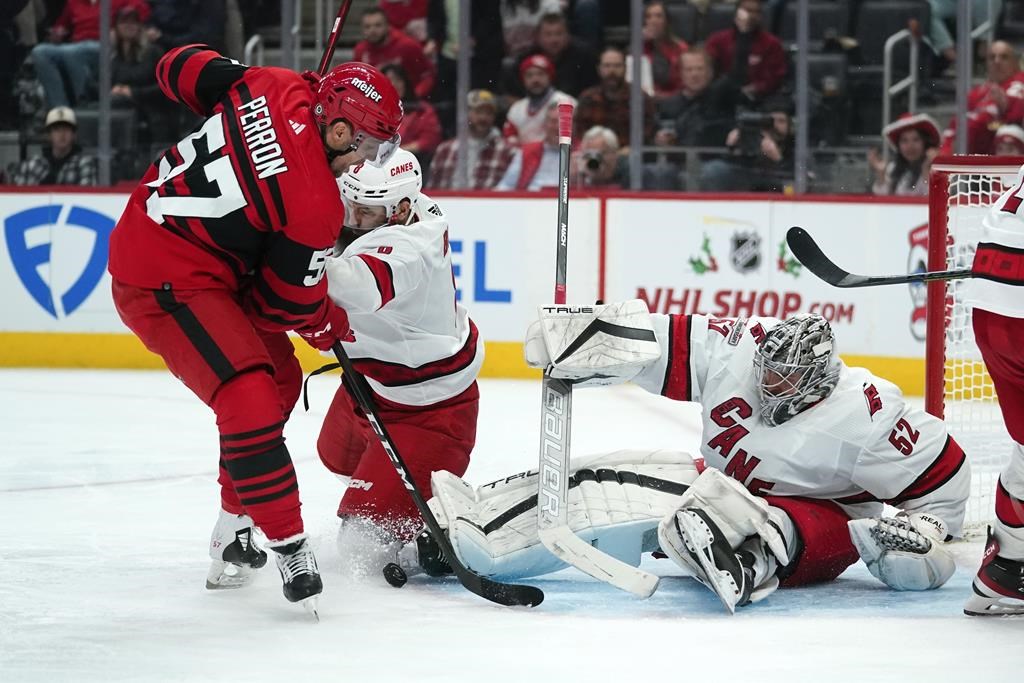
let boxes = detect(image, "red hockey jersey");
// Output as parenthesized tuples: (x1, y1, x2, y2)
(108, 45, 345, 333)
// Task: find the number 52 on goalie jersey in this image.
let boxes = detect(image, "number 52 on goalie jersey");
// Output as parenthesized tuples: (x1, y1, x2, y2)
(631, 314, 971, 536)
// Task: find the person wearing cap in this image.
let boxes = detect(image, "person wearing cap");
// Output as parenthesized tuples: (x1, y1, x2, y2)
(575, 46, 657, 147)
(868, 113, 939, 197)
(994, 124, 1024, 157)
(31, 0, 150, 108)
(503, 53, 576, 146)
(496, 102, 563, 191)
(354, 7, 436, 100)
(8, 106, 97, 186)
(427, 89, 517, 190)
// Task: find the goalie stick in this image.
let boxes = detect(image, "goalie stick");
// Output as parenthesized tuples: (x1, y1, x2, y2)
(786, 226, 973, 288)
(534, 103, 660, 598)
(330, 343, 544, 608)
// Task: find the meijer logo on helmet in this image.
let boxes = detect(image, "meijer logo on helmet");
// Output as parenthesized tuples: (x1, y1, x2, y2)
(351, 77, 383, 102)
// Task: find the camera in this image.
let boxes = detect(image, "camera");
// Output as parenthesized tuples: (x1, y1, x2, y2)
(582, 150, 603, 172)
(736, 111, 774, 157)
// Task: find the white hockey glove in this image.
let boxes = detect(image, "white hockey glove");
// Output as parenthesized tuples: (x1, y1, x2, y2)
(524, 300, 662, 387)
(847, 512, 955, 591)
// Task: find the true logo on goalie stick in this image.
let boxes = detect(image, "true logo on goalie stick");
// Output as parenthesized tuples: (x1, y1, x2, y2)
(730, 231, 761, 273)
(4, 204, 114, 318)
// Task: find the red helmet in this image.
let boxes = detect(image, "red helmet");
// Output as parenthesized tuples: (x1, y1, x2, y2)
(312, 62, 403, 166)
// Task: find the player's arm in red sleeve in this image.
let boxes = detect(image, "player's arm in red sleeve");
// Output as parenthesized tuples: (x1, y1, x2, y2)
(156, 44, 248, 117)
(245, 232, 335, 333)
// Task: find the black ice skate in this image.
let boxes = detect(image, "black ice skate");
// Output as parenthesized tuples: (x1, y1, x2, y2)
(206, 511, 268, 590)
(384, 530, 454, 587)
(673, 508, 752, 614)
(964, 528, 1024, 616)
(270, 535, 323, 620)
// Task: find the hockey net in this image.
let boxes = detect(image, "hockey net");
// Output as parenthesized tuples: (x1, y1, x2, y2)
(926, 156, 1022, 536)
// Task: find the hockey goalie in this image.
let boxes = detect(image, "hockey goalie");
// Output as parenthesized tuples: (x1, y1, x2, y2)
(396, 303, 970, 613)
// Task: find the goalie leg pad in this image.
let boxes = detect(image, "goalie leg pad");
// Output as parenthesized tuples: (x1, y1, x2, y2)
(432, 450, 699, 579)
(524, 300, 663, 387)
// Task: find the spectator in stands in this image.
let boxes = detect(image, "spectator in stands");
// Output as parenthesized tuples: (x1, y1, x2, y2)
(496, 103, 562, 191)
(699, 97, 794, 192)
(0, 2, 31, 128)
(940, 41, 1024, 156)
(8, 106, 96, 186)
(380, 0, 429, 42)
(572, 125, 630, 188)
(146, 0, 225, 54)
(575, 47, 655, 146)
(656, 47, 737, 147)
(927, 0, 1002, 70)
(501, 0, 562, 57)
(110, 7, 171, 143)
(994, 124, 1024, 157)
(868, 113, 939, 197)
(382, 63, 441, 171)
(531, 11, 598, 98)
(31, 0, 150, 108)
(428, 89, 517, 190)
(355, 7, 436, 99)
(504, 54, 576, 145)
(642, 0, 688, 100)
(705, 0, 786, 103)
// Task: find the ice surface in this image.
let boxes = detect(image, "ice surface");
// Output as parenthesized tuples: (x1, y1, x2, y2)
(1, 369, 1021, 682)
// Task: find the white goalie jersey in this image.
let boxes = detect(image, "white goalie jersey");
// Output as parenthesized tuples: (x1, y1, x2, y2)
(632, 314, 970, 536)
(325, 194, 483, 406)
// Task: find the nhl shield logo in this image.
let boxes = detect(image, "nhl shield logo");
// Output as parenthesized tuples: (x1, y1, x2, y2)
(730, 231, 761, 273)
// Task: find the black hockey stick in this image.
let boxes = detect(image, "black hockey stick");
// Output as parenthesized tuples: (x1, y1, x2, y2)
(317, 0, 353, 76)
(330, 342, 544, 608)
(786, 226, 973, 288)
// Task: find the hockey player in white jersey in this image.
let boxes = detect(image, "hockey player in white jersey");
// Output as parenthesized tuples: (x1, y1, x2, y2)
(316, 149, 483, 555)
(958, 164, 1024, 616)
(398, 305, 969, 613)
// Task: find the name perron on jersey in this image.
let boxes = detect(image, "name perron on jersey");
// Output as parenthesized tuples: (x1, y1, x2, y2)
(325, 194, 482, 407)
(108, 45, 345, 333)
(633, 314, 971, 535)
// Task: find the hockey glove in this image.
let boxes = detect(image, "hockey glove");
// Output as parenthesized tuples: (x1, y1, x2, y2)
(848, 512, 955, 590)
(524, 299, 662, 387)
(296, 303, 353, 351)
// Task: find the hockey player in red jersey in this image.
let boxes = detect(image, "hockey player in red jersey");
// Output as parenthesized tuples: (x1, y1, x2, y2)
(315, 149, 481, 570)
(960, 164, 1024, 616)
(107, 44, 402, 614)
(396, 308, 969, 612)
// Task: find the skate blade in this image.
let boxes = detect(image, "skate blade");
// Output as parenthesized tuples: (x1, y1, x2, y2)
(300, 595, 320, 623)
(205, 561, 257, 590)
(964, 592, 1024, 617)
(676, 513, 739, 614)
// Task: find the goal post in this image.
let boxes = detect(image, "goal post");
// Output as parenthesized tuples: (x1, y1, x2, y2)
(926, 155, 1024, 534)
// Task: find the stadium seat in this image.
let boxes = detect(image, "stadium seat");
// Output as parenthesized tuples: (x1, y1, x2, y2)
(666, 2, 700, 45)
(702, 3, 738, 41)
(854, 1, 930, 66)
(778, 2, 849, 44)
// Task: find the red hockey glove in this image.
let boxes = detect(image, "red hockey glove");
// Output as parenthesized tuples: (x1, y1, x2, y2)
(296, 303, 353, 351)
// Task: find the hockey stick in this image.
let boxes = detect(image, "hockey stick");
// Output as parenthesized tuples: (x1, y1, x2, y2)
(317, 0, 354, 76)
(330, 342, 544, 607)
(534, 103, 660, 598)
(786, 226, 973, 288)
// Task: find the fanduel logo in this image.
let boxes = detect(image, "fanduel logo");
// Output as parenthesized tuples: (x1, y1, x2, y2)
(4, 204, 114, 318)
(351, 77, 383, 103)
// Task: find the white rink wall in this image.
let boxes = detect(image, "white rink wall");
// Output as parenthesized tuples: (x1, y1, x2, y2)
(0, 189, 930, 391)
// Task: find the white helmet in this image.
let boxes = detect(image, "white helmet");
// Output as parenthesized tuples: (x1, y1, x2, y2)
(339, 148, 422, 227)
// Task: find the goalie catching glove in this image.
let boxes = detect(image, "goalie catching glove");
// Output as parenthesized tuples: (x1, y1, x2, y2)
(847, 512, 955, 591)
(524, 300, 662, 387)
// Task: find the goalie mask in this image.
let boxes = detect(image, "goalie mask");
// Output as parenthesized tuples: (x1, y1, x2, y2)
(753, 314, 840, 427)
(339, 148, 422, 230)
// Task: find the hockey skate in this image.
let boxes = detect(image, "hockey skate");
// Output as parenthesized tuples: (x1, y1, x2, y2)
(964, 528, 1024, 616)
(206, 510, 268, 590)
(382, 530, 454, 587)
(671, 508, 753, 614)
(269, 535, 323, 620)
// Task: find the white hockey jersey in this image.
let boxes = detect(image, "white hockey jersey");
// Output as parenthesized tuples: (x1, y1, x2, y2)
(503, 89, 576, 145)
(633, 314, 970, 535)
(964, 163, 1024, 318)
(325, 193, 483, 407)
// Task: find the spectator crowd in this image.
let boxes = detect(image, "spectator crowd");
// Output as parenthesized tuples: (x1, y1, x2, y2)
(2, 0, 1024, 194)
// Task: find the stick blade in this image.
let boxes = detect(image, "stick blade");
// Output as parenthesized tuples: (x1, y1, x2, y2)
(786, 226, 857, 286)
(454, 567, 545, 607)
(539, 527, 660, 598)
